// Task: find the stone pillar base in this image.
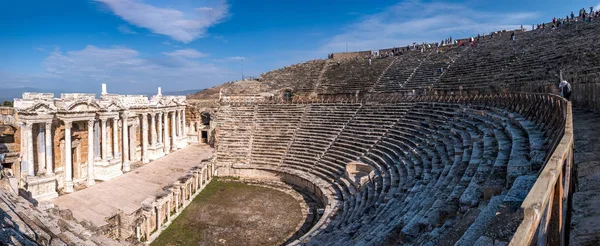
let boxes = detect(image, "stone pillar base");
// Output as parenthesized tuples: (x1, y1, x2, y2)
(95, 159, 124, 181)
(123, 161, 132, 172)
(186, 133, 199, 143)
(175, 136, 189, 149)
(65, 181, 74, 193)
(22, 175, 59, 201)
(149, 144, 166, 161)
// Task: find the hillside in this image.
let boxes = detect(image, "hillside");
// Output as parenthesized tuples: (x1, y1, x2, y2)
(188, 21, 600, 100)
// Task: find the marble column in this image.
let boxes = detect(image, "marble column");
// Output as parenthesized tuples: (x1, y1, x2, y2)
(156, 205, 162, 228)
(122, 115, 130, 172)
(182, 108, 186, 136)
(37, 124, 46, 174)
(25, 123, 34, 177)
(199, 168, 203, 187)
(101, 118, 108, 161)
(113, 117, 119, 159)
(171, 111, 177, 151)
(64, 121, 74, 193)
(142, 114, 149, 164)
(177, 109, 183, 138)
(150, 113, 156, 146)
(45, 122, 53, 175)
(87, 119, 95, 186)
(19, 122, 26, 176)
(163, 112, 169, 153)
(94, 121, 100, 161)
(131, 123, 137, 162)
(157, 112, 163, 144)
(175, 110, 179, 138)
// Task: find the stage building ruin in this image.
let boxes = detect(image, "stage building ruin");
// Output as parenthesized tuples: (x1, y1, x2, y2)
(3, 84, 210, 201)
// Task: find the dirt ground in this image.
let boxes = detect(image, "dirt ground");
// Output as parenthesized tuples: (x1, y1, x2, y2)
(151, 178, 304, 246)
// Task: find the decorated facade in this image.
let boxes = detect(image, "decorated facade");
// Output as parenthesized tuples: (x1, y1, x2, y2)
(12, 85, 200, 201)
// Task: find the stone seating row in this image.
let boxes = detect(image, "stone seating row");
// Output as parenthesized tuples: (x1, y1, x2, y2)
(318, 59, 394, 94)
(305, 103, 547, 245)
(215, 101, 550, 245)
(259, 60, 327, 94)
(0, 189, 118, 245)
(243, 22, 600, 97)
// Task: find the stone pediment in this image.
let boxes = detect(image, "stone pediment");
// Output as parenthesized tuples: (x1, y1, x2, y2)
(29, 103, 57, 114)
(98, 99, 124, 112)
(151, 96, 185, 108)
(161, 96, 187, 107)
(13, 100, 57, 115)
(63, 100, 102, 112)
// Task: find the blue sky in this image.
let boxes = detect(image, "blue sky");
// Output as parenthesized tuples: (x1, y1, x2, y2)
(1, 0, 599, 94)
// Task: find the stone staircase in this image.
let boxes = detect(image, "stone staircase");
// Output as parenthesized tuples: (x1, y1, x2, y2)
(570, 109, 600, 245)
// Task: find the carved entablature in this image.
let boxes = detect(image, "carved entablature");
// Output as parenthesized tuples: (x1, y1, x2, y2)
(12, 89, 188, 123)
(120, 95, 149, 110)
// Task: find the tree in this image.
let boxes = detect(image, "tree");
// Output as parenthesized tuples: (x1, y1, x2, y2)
(2, 101, 13, 107)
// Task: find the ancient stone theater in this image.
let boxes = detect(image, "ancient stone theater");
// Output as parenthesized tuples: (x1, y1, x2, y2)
(2, 15, 600, 246)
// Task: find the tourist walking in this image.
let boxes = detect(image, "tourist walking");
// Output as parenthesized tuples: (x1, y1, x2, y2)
(559, 79, 572, 101)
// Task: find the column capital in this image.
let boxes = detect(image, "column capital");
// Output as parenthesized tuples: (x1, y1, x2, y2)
(45, 122, 52, 128)
(63, 120, 73, 129)
(24, 122, 33, 129)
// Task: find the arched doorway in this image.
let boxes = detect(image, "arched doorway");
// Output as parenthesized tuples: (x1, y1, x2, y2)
(282, 90, 293, 102)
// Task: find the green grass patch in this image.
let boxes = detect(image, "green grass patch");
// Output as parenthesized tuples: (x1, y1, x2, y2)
(151, 178, 303, 246)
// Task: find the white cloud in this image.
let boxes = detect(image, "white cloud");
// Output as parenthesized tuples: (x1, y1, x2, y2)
(162, 48, 208, 58)
(213, 35, 228, 43)
(21, 45, 237, 93)
(226, 56, 245, 61)
(320, 1, 539, 53)
(97, 0, 229, 43)
(212, 56, 246, 62)
(117, 24, 137, 34)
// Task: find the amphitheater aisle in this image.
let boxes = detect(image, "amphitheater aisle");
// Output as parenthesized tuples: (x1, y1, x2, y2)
(570, 109, 600, 245)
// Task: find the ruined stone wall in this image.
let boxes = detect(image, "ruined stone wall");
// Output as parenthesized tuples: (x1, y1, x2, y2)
(571, 82, 600, 112)
(329, 51, 372, 60)
(215, 166, 328, 210)
(50, 121, 90, 186)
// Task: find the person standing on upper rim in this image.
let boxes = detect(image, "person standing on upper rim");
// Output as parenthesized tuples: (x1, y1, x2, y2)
(559, 79, 572, 101)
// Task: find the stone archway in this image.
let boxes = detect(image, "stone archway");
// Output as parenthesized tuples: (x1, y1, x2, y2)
(281, 88, 293, 102)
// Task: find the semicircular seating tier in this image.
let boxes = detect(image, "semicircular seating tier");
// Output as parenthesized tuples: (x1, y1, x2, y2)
(214, 95, 563, 245)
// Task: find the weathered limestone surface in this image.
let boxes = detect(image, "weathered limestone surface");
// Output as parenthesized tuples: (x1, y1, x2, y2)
(52, 144, 213, 227)
(215, 99, 556, 245)
(8, 87, 194, 202)
(0, 183, 121, 245)
(570, 109, 600, 246)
